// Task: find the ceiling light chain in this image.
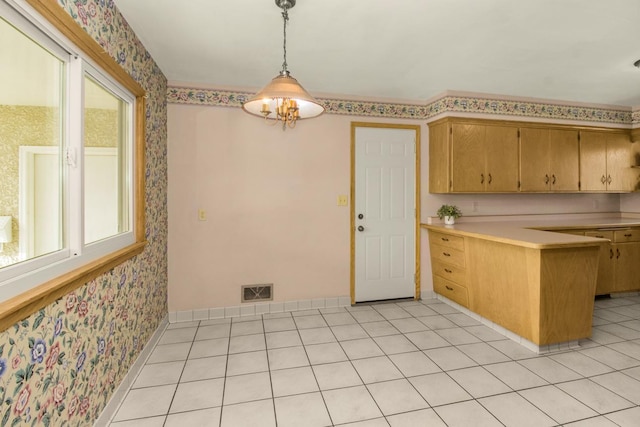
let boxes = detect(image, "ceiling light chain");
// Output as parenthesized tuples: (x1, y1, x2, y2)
(242, 0, 324, 130)
(281, 5, 289, 74)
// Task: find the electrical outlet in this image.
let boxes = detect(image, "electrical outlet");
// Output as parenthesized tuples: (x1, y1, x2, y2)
(337, 195, 348, 206)
(198, 209, 207, 221)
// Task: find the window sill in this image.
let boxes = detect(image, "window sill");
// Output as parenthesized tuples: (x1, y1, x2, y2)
(0, 241, 146, 331)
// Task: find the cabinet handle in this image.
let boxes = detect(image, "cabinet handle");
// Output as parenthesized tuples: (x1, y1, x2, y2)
(544, 174, 549, 184)
(488, 173, 492, 184)
(601, 175, 606, 184)
(610, 248, 614, 259)
(552, 174, 556, 184)
(624, 233, 633, 237)
(441, 237, 449, 242)
(607, 175, 612, 184)
(480, 173, 484, 184)
(617, 248, 621, 259)
(445, 285, 454, 291)
(444, 268, 452, 273)
(442, 252, 451, 257)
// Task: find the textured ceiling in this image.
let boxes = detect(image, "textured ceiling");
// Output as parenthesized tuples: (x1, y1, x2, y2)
(113, 0, 640, 107)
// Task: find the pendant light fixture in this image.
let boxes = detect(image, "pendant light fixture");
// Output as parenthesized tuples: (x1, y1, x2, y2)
(242, 0, 324, 129)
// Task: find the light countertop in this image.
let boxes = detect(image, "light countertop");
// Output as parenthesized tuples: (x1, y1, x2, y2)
(422, 217, 640, 249)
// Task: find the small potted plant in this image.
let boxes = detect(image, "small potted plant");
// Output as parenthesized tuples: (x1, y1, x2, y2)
(437, 205, 462, 225)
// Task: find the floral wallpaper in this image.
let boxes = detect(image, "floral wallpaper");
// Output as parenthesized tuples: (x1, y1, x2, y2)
(167, 86, 639, 126)
(0, 0, 168, 426)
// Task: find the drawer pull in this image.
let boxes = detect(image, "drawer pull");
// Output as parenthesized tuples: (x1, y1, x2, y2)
(445, 285, 454, 291)
(441, 237, 449, 242)
(610, 249, 614, 259)
(624, 233, 633, 237)
(442, 252, 451, 257)
(617, 248, 621, 259)
(444, 268, 452, 273)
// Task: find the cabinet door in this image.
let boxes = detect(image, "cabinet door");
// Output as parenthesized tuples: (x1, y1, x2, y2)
(606, 133, 633, 192)
(519, 128, 549, 191)
(579, 131, 607, 191)
(451, 124, 485, 192)
(585, 231, 615, 295)
(615, 243, 640, 292)
(485, 126, 519, 192)
(549, 129, 579, 191)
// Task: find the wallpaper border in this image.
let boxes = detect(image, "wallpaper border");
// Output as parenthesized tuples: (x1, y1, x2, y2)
(167, 86, 639, 126)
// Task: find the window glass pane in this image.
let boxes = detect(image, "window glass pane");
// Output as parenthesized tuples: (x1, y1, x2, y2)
(0, 16, 64, 268)
(84, 76, 129, 244)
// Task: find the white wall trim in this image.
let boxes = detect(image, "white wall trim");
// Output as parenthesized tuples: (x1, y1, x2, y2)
(169, 296, 353, 323)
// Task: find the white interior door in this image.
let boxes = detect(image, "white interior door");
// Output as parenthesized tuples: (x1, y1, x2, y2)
(354, 126, 416, 302)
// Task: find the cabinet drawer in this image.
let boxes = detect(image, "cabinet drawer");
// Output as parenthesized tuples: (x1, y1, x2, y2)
(434, 276, 469, 307)
(431, 260, 466, 285)
(613, 229, 640, 243)
(431, 244, 465, 268)
(585, 230, 614, 240)
(429, 231, 464, 251)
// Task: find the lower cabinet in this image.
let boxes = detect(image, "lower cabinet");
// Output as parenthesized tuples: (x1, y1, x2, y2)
(428, 231, 469, 308)
(583, 229, 640, 295)
(427, 228, 600, 345)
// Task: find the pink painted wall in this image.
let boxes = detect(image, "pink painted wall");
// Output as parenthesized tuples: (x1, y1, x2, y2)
(168, 103, 627, 311)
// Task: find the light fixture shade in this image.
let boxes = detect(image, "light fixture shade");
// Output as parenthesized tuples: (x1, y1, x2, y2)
(243, 72, 325, 120)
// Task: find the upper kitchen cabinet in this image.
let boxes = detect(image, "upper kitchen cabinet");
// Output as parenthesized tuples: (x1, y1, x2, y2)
(429, 118, 519, 193)
(519, 127, 580, 192)
(579, 130, 638, 192)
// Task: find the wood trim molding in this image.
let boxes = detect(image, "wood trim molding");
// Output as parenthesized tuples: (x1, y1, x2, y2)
(350, 122, 422, 303)
(0, 242, 145, 332)
(25, 0, 145, 97)
(0, 0, 148, 329)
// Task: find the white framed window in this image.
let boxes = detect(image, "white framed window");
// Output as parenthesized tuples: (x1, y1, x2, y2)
(0, 0, 145, 306)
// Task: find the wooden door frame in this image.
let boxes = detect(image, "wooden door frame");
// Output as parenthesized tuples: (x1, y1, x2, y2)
(350, 122, 421, 304)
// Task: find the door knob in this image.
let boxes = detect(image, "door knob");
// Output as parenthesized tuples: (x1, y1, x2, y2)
(357, 225, 364, 232)
(358, 213, 364, 219)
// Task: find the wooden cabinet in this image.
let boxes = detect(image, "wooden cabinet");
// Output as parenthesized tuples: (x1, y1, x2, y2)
(428, 231, 469, 307)
(580, 131, 638, 192)
(450, 123, 519, 192)
(426, 225, 600, 346)
(428, 117, 636, 194)
(519, 127, 580, 191)
(574, 228, 640, 295)
(584, 230, 615, 295)
(429, 119, 518, 193)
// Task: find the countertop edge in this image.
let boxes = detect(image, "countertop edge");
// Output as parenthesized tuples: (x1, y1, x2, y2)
(421, 223, 613, 249)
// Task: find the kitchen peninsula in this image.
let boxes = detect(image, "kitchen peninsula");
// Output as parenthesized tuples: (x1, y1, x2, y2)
(423, 217, 640, 351)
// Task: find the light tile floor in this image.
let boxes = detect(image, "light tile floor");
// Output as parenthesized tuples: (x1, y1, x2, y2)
(108, 296, 640, 427)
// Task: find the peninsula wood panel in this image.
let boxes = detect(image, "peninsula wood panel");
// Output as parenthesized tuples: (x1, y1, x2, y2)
(463, 235, 599, 345)
(538, 247, 598, 344)
(584, 230, 615, 295)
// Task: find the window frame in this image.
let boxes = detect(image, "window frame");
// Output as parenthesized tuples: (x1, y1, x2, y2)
(0, 0, 147, 331)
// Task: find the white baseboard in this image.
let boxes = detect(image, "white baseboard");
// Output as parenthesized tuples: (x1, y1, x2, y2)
(168, 296, 353, 323)
(93, 315, 169, 427)
(435, 294, 580, 354)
